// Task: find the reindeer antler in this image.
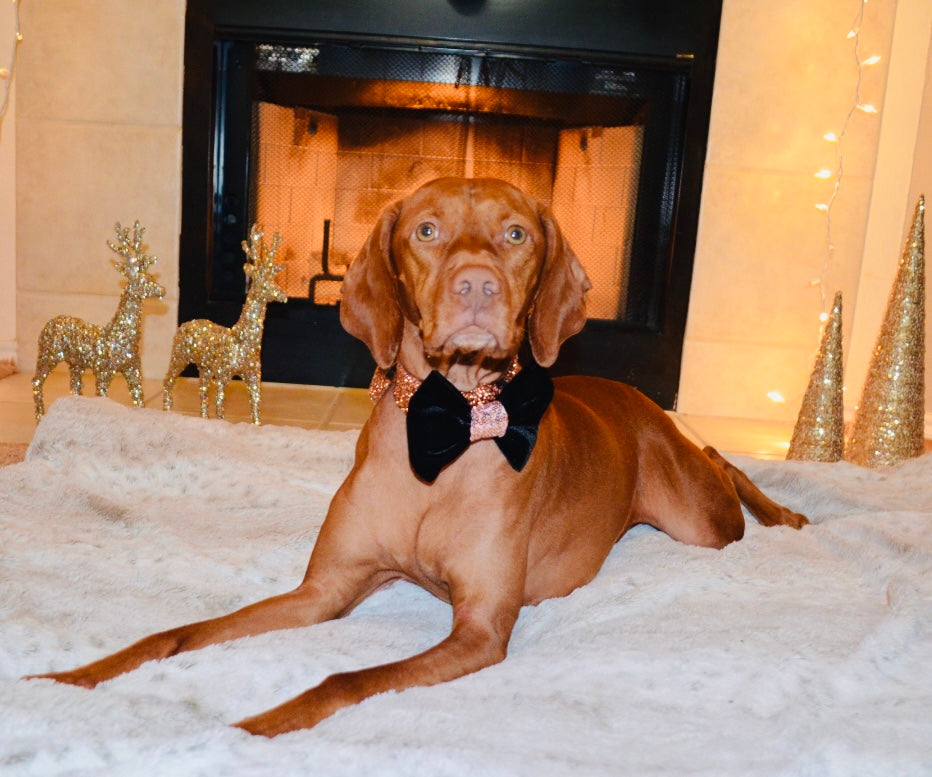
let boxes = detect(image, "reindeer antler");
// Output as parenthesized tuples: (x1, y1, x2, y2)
(242, 224, 284, 280)
(243, 224, 284, 274)
(108, 221, 158, 275)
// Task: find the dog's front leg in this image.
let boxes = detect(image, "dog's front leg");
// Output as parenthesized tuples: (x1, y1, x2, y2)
(235, 590, 522, 736)
(26, 579, 362, 689)
(26, 484, 385, 689)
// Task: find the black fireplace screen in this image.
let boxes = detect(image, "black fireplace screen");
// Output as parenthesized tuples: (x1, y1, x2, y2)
(244, 43, 649, 323)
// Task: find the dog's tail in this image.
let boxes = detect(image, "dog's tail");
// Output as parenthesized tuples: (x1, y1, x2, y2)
(704, 447, 808, 529)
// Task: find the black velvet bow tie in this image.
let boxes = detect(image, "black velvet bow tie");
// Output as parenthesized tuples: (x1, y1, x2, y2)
(406, 363, 554, 483)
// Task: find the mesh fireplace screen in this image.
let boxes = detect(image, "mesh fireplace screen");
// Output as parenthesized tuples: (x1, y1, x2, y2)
(248, 43, 647, 321)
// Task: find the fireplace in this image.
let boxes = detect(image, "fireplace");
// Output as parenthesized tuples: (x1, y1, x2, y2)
(181, 0, 723, 408)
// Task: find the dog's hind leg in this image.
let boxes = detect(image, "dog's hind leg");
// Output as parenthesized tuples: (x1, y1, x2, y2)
(703, 446, 808, 529)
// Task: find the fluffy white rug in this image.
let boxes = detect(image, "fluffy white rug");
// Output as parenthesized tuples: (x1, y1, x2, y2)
(1, 396, 930, 777)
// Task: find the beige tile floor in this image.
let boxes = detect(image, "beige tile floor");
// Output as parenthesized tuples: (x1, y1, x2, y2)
(0, 365, 801, 460)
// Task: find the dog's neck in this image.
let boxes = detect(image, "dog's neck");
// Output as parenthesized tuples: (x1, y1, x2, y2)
(396, 321, 515, 392)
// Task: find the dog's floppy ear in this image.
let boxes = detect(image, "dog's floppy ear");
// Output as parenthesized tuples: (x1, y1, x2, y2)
(528, 204, 592, 367)
(340, 202, 403, 369)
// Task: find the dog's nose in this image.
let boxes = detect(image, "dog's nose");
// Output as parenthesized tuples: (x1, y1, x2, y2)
(450, 265, 502, 308)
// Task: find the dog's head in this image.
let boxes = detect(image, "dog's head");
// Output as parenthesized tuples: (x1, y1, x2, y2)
(340, 177, 591, 371)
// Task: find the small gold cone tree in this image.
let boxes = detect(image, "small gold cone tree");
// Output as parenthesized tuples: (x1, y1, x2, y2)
(787, 291, 845, 462)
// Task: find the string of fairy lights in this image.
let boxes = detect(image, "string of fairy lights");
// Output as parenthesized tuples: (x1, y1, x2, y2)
(812, 0, 882, 322)
(0, 0, 22, 140)
(769, 0, 883, 409)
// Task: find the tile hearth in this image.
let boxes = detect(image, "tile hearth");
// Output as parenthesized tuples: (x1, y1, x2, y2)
(0, 367, 802, 461)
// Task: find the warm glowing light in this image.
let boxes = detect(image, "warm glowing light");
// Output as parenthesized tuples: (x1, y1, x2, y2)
(846, 29, 858, 39)
(767, 391, 786, 404)
(0, 0, 22, 137)
(819, 311, 830, 323)
(856, 103, 879, 114)
(814, 169, 833, 179)
(823, 132, 839, 142)
(815, 203, 829, 212)
(861, 55, 881, 66)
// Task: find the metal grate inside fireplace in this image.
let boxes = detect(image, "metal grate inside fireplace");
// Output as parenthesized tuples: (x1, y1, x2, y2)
(181, 1, 723, 408)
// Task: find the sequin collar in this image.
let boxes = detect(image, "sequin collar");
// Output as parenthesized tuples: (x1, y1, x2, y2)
(368, 356, 521, 414)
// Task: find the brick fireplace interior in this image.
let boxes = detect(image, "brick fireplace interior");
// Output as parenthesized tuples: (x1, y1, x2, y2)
(250, 44, 644, 320)
(181, 1, 723, 407)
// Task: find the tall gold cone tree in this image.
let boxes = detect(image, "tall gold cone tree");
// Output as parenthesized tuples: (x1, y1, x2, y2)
(846, 195, 925, 467)
(787, 291, 845, 462)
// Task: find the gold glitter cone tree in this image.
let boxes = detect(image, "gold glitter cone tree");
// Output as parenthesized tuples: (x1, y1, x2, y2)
(846, 195, 925, 467)
(787, 291, 845, 462)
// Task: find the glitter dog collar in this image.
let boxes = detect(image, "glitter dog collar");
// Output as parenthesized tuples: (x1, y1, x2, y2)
(368, 357, 521, 414)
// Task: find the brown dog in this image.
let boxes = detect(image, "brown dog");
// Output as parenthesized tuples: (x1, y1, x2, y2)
(29, 177, 807, 735)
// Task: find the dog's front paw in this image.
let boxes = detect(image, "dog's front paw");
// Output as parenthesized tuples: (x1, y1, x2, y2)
(23, 669, 100, 689)
(234, 687, 340, 736)
(234, 709, 302, 738)
(784, 510, 809, 530)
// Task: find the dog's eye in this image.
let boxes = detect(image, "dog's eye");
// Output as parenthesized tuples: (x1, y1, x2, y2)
(415, 222, 437, 242)
(505, 226, 527, 245)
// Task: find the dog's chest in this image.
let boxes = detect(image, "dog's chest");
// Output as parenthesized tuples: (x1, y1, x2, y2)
(360, 398, 527, 593)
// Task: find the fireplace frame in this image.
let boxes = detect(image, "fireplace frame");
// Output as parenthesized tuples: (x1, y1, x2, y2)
(181, 0, 723, 408)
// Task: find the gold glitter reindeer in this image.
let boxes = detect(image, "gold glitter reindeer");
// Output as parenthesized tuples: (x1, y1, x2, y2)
(33, 221, 165, 421)
(163, 224, 287, 424)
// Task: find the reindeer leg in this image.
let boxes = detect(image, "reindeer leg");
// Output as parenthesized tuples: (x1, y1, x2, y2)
(245, 372, 261, 425)
(198, 377, 210, 419)
(215, 379, 227, 420)
(95, 370, 113, 398)
(32, 376, 45, 421)
(124, 362, 144, 407)
(163, 358, 182, 412)
(32, 361, 53, 421)
(162, 377, 174, 412)
(69, 364, 85, 396)
(163, 328, 191, 412)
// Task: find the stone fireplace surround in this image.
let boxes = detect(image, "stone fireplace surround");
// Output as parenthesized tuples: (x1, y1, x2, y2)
(8, 0, 931, 428)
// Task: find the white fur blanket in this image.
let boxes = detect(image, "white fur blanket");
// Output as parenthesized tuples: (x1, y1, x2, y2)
(1, 397, 930, 776)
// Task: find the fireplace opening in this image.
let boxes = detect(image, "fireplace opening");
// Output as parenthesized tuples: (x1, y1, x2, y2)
(248, 43, 647, 323)
(181, 1, 722, 407)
